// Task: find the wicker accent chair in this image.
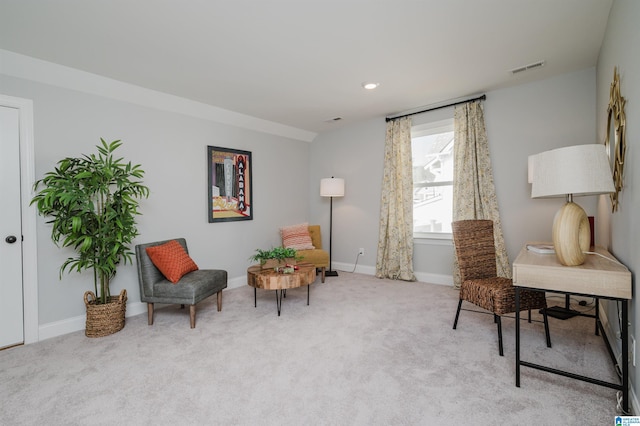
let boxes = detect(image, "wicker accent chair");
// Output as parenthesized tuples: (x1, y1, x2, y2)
(452, 220, 551, 356)
(135, 238, 227, 329)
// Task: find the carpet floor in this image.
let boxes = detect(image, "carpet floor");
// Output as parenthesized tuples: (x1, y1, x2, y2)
(0, 272, 622, 425)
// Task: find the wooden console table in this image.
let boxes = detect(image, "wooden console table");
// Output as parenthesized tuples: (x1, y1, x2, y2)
(513, 244, 632, 412)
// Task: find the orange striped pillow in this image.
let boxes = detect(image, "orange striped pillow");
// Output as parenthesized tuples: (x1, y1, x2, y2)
(145, 240, 199, 284)
(281, 223, 315, 250)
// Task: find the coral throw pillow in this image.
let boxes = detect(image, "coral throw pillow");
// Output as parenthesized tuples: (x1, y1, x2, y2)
(281, 223, 315, 250)
(145, 240, 199, 283)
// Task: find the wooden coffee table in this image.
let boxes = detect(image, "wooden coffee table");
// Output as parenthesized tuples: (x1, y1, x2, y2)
(247, 262, 316, 316)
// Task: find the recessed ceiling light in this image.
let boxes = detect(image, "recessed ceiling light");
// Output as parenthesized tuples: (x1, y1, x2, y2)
(362, 82, 380, 90)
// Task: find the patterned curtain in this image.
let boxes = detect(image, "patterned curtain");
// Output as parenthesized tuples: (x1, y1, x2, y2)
(452, 101, 510, 288)
(375, 117, 416, 281)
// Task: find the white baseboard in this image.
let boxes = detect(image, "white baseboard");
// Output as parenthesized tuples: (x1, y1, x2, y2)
(38, 301, 147, 341)
(227, 275, 247, 289)
(38, 276, 248, 341)
(333, 261, 375, 276)
(413, 271, 453, 286)
(333, 261, 454, 286)
(598, 303, 638, 415)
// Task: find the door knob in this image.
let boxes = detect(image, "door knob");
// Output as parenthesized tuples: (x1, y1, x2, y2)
(5, 235, 17, 244)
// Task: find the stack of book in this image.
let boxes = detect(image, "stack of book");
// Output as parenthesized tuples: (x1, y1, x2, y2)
(526, 243, 555, 254)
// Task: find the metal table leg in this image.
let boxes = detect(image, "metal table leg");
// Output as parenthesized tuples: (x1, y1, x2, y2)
(515, 286, 521, 387)
(275, 289, 284, 316)
(622, 299, 629, 412)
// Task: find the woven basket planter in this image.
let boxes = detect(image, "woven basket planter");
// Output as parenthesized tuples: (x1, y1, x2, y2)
(83, 289, 127, 338)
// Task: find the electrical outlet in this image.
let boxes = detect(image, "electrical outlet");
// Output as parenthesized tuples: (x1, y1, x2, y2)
(632, 335, 636, 367)
(358, 248, 365, 256)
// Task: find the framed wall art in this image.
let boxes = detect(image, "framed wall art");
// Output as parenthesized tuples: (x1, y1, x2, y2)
(604, 66, 626, 212)
(207, 146, 253, 222)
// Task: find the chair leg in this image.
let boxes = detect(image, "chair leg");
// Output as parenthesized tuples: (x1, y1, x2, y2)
(528, 308, 532, 323)
(217, 290, 223, 312)
(453, 299, 463, 329)
(543, 310, 552, 348)
(190, 305, 196, 329)
(321, 267, 326, 283)
(595, 298, 600, 336)
(496, 315, 504, 356)
(147, 303, 154, 325)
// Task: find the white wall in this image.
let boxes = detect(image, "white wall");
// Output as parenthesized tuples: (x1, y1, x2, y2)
(1, 73, 311, 326)
(308, 118, 388, 276)
(597, 0, 640, 411)
(486, 68, 598, 259)
(310, 68, 597, 282)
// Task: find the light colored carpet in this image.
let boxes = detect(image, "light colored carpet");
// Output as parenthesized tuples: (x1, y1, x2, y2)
(0, 272, 621, 425)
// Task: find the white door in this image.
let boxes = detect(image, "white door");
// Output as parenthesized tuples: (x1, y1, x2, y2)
(0, 105, 24, 348)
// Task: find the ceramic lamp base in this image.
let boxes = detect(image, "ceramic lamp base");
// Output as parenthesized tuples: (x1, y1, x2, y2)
(552, 201, 591, 266)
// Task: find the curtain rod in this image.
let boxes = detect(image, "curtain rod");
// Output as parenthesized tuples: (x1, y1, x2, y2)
(385, 94, 486, 122)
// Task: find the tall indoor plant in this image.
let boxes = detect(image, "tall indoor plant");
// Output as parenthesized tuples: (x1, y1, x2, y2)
(31, 139, 149, 309)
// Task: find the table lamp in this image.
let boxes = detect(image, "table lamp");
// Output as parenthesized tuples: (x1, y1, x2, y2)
(320, 177, 345, 277)
(529, 144, 614, 266)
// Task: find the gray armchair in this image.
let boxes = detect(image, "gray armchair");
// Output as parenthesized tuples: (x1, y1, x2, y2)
(135, 238, 227, 328)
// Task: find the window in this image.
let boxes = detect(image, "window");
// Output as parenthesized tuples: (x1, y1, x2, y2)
(411, 119, 454, 239)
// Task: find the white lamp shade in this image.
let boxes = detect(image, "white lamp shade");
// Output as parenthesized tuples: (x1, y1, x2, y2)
(530, 144, 614, 198)
(320, 177, 345, 197)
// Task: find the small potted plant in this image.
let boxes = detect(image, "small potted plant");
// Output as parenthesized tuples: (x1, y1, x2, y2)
(249, 246, 301, 270)
(31, 139, 149, 337)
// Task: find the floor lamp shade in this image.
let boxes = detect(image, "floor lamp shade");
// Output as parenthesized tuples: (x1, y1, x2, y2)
(530, 144, 614, 266)
(320, 178, 345, 197)
(320, 177, 344, 276)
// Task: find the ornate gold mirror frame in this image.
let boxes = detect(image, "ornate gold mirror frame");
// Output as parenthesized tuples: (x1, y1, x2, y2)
(605, 67, 626, 212)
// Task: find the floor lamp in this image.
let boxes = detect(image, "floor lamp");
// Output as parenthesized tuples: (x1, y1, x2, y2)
(320, 177, 345, 277)
(529, 144, 614, 319)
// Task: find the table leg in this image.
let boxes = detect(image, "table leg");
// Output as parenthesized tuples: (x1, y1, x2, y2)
(595, 298, 600, 336)
(515, 286, 521, 387)
(254, 287, 257, 308)
(307, 284, 310, 306)
(622, 299, 629, 413)
(275, 289, 284, 316)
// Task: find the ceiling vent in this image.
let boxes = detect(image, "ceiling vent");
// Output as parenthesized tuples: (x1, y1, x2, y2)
(510, 60, 545, 75)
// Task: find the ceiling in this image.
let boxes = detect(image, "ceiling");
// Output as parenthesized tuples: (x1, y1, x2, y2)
(0, 0, 613, 137)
